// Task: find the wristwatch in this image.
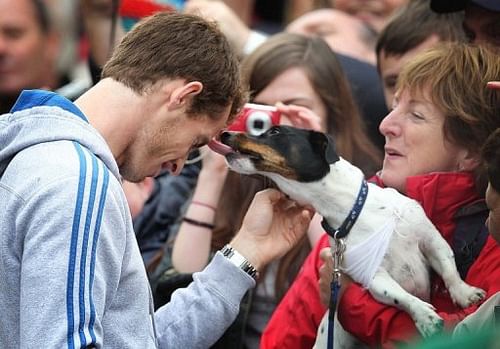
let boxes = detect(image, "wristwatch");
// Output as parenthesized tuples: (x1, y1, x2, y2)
(220, 244, 259, 280)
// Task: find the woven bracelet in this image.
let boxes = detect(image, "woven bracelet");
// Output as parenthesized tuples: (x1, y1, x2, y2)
(182, 217, 215, 230)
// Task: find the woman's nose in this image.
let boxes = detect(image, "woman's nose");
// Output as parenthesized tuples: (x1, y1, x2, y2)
(379, 109, 400, 138)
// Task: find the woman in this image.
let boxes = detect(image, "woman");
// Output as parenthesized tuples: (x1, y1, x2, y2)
(169, 32, 381, 348)
(261, 42, 500, 348)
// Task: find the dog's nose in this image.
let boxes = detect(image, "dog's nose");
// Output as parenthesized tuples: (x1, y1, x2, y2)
(220, 131, 231, 144)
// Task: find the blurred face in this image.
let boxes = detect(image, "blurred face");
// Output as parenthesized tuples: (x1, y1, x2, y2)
(0, 0, 57, 95)
(252, 66, 328, 131)
(119, 109, 229, 182)
(463, 4, 500, 49)
(379, 88, 469, 193)
(333, 0, 407, 32)
(378, 35, 441, 108)
(485, 183, 500, 243)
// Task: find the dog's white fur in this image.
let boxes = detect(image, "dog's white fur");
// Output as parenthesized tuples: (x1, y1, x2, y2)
(228, 155, 486, 348)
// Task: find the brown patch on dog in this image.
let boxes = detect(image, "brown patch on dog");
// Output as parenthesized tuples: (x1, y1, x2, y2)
(231, 136, 298, 180)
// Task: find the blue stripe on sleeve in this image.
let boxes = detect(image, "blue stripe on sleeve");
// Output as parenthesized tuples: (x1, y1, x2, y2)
(67, 142, 87, 349)
(78, 153, 99, 346)
(88, 158, 110, 344)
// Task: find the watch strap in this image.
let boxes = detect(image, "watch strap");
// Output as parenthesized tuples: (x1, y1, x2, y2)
(220, 244, 259, 280)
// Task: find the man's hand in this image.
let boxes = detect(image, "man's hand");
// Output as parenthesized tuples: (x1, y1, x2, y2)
(230, 189, 314, 270)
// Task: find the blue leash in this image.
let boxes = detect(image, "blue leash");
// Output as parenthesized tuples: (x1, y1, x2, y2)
(327, 238, 345, 349)
(322, 180, 368, 349)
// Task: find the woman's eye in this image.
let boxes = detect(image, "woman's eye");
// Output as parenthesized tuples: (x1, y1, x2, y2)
(411, 112, 425, 120)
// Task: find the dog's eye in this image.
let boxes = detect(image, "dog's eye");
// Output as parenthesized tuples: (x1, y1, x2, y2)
(267, 127, 280, 135)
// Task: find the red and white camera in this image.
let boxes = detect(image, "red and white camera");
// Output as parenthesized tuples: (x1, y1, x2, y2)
(227, 103, 281, 136)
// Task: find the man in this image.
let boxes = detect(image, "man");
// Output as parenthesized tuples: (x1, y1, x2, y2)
(0, 12, 313, 348)
(376, 0, 466, 108)
(431, 0, 500, 49)
(0, 0, 66, 113)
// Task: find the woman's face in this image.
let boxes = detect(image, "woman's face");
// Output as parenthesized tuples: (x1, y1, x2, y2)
(252, 66, 328, 131)
(378, 88, 470, 193)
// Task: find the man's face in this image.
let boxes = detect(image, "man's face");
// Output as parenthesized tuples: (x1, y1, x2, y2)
(119, 108, 230, 183)
(464, 4, 500, 49)
(378, 35, 440, 109)
(0, 0, 56, 95)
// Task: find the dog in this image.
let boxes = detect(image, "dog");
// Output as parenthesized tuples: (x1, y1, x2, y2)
(208, 125, 486, 348)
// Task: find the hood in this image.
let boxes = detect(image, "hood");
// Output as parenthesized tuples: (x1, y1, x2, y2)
(0, 90, 120, 180)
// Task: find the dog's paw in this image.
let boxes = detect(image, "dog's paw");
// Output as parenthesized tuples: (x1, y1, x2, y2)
(411, 300, 444, 338)
(449, 282, 486, 308)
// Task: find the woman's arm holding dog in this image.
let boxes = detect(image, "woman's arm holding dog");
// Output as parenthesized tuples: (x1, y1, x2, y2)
(338, 237, 500, 348)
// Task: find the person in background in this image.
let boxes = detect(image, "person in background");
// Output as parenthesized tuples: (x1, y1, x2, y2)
(430, 0, 500, 49)
(0, 12, 315, 348)
(0, 0, 61, 113)
(376, 0, 466, 108)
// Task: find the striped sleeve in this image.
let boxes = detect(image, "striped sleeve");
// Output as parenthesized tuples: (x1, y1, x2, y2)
(18, 142, 123, 348)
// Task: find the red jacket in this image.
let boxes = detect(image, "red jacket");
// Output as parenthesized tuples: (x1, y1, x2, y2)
(261, 173, 500, 348)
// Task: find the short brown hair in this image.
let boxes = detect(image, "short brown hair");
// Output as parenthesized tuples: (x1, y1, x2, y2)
(398, 42, 500, 192)
(376, 0, 466, 71)
(102, 12, 245, 119)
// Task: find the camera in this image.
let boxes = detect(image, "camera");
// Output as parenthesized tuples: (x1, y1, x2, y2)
(227, 103, 281, 136)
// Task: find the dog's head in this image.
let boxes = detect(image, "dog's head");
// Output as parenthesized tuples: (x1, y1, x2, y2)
(209, 125, 339, 183)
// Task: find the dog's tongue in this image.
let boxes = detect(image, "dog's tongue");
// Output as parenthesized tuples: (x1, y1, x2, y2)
(208, 139, 233, 156)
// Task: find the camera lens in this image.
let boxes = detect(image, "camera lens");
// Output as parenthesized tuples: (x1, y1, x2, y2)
(246, 111, 271, 136)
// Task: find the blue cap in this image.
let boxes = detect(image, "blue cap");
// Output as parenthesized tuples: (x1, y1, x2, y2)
(431, 0, 500, 13)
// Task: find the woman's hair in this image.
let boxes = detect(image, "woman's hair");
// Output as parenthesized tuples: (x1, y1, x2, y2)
(212, 33, 381, 299)
(397, 42, 500, 193)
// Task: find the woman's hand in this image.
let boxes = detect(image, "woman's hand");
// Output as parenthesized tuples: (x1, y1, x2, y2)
(276, 102, 323, 131)
(230, 189, 314, 270)
(318, 246, 354, 306)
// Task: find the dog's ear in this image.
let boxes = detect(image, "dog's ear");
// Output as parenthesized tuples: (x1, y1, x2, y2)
(309, 131, 339, 164)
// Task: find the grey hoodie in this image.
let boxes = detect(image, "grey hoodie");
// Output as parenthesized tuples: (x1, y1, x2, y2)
(0, 90, 254, 349)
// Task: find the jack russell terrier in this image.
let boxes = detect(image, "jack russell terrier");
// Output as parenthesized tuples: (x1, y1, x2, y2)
(209, 125, 486, 348)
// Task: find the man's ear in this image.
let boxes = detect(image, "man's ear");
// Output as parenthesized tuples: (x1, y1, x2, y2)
(167, 81, 203, 111)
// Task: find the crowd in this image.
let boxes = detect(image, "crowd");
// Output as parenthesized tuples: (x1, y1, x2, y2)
(0, 0, 499, 348)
